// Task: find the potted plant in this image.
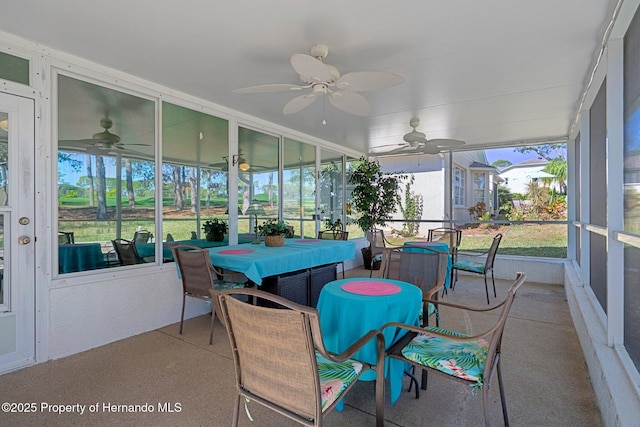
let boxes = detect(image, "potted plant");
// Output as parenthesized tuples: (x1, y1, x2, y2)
(349, 156, 405, 269)
(321, 217, 343, 239)
(257, 218, 291, 247)
(202, 218, 228, 242)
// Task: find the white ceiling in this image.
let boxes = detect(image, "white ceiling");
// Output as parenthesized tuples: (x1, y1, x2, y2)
(0, 0, 618, 155)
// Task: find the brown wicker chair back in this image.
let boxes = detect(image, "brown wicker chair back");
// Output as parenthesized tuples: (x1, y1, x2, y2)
(171, 244, 251, 345)
(213, 287, 385, 427)
(379, 247, 447, 326)
(111, 238, 144, 265)
(317, 230, 349, 278)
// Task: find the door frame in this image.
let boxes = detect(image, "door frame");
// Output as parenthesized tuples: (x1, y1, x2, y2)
(0, 92, 36, 374)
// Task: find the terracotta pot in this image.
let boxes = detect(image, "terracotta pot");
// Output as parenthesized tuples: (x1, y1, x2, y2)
(264, 235, 285, 247)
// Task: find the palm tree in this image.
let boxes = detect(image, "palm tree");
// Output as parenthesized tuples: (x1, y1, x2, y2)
(542, 158, 567, 193)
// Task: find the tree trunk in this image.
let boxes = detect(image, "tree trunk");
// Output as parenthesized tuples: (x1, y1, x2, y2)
(189, 168, 198, 213)
(172, 165, 184, 210)
(125, 159, 135, 207)
(95, 155, 107, 220)
(87, 154, 95, 207)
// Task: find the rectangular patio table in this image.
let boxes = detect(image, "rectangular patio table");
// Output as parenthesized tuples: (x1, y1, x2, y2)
(206, 238, 356, 285)
(136, 235, 255, 261)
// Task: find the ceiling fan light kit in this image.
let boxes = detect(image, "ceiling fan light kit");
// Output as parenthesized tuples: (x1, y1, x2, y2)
(234, 44, 405, 117)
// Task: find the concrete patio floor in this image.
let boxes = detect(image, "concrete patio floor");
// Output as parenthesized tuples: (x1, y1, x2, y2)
(1, 268, 602, 426)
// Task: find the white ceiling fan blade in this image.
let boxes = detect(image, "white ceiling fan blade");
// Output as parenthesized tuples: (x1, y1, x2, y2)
(233, 83, 306, 94)
(429, 138, 466, 148)
(290, 54, 332, 83)
(283, 94, 318, 115)
(335, 71, 406, 92)
(329, 91, 372, 116)
(421, 143, 442, 154)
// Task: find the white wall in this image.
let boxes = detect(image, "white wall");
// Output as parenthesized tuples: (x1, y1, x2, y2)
(48, 266, 209, 359)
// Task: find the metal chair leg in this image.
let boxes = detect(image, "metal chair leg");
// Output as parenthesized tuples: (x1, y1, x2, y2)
(209, 304, 215, 345)
(491, 269, 497, 298)
(483, 273, 490, 304)
(497, 359, 510, 427)
(179, 294, 186, 334)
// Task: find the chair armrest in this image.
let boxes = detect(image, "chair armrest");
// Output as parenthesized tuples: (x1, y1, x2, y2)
(456, 250, 489, 259)
(380, 321, 497, 343)
(316, 329, 385, 365)
(423, 297, 506, 313)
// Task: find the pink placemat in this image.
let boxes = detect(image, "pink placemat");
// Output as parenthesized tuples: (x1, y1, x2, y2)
(218, 249, 255, 255)
(296, 239, 320, 242)
(341, 281, 401, 296)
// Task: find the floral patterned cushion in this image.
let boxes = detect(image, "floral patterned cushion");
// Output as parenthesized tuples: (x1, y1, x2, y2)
(453, 259, 486, 274)
(316, 353, 363, 411)
(400, 327, 489, 387)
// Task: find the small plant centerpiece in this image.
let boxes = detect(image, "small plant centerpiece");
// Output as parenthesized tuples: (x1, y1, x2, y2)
(257, 218, 291, 247)
(202, 218, 228, 242)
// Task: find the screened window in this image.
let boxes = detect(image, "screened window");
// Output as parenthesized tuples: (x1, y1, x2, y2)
(320, 149, 344, 234)
(623, 6, 640, 371)
(283, 138, 315, 238)
(0, 51, 29, 85)
(161, 102, 229, 252)
(472, 172, 486, 205)
(454, 166, 466, 206)
(237, 127, 279, 238)
(57, 74, 155, 273)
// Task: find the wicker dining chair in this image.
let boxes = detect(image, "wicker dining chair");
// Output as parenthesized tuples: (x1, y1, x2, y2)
(317, 230, 349, 278)
(366, 229, 399, 277)
(378, 246, 449, 397)
(452, 233, 503, 304)
(111, 238, 145, 265)
(427, 227, 462, 287)
(383, 272, 526, 427)
(378, 246, 448, 327)
(171, 244, 252, 345)
(132, 229, 153, 243)
(212, 287, 385, 427)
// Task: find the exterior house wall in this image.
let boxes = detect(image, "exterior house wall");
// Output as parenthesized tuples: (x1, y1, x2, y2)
(499, 159, 549, 195)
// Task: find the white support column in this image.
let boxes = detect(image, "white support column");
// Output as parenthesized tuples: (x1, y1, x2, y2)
(228, 118, 239, 245)
(579, 109, 590, 287)
(606, 37, 625, 347)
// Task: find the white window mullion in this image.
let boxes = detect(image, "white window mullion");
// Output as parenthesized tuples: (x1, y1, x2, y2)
(606, 37, 625, 347)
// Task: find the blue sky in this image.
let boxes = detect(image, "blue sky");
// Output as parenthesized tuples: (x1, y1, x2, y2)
(484, 147, 542, 165)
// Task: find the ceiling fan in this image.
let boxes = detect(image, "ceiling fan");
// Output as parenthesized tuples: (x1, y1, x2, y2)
(373, 118, 466, 155)
(59, 118, 149, 155)
(233, 44, 406, 116)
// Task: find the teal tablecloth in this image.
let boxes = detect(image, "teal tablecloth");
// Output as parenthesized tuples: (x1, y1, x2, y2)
(404, 241, 452, 289)
(207, 239, 356, 285)
(59, 243, 106, 273)
(136, 235, 255, 261)
(317, 278, 421, 408)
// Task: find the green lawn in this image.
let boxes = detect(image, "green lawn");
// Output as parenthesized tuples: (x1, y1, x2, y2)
(386, 223, 567, 258)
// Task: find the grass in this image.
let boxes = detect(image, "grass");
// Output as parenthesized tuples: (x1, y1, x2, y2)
(385, 223, 567, 258)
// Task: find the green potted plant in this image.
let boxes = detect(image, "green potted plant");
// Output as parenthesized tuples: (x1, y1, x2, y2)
(321, 217, 344, 239)
(257, 218, 291, 247)
(202, 218, 228, 242)
(349, 156, 405, 268)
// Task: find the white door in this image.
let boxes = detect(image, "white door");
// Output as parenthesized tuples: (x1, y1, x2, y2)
(0, 93, 36, 374)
